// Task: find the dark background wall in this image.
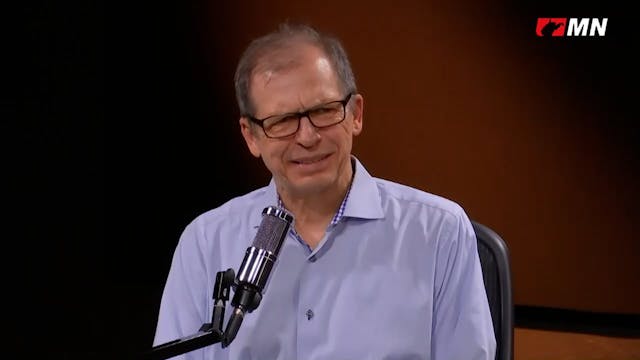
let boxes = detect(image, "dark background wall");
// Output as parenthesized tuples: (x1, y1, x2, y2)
(10, 0, 637, 358)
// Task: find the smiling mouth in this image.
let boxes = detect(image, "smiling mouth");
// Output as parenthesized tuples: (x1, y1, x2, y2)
(291, 154, 331, 165)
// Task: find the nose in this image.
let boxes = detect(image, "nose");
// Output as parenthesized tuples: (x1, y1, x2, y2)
(295, 115, 321, 147)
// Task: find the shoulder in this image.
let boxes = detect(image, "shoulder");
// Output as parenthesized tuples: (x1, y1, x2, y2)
(192, 186, 268, 226)
(371, 176, 476, 243)
(177, 185, 270, 249)
(373, 177, 467, 220)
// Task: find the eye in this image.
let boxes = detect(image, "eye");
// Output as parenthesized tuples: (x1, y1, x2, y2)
(279, 114, 300, 123)
(310, 106, 338, 117)
(264, 114, 296, 127)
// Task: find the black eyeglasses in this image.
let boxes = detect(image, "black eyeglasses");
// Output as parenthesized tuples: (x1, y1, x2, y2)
(246, 93, 354, 139)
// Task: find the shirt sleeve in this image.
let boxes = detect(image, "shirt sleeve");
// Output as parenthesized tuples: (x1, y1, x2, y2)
(431, 210, 497, 360)
(152, 219, 211, 360)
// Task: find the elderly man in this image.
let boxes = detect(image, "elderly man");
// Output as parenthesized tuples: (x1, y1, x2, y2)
(154, 23, 496, 359)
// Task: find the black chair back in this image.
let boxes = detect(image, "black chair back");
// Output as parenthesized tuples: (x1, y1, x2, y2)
(472, 221, 514, 360)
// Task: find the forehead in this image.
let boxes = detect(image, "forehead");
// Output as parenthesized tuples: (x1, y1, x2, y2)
(249, 43, 342, 116)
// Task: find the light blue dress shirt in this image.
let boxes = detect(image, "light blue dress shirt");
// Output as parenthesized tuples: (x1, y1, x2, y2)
(154, 157, 496, 359)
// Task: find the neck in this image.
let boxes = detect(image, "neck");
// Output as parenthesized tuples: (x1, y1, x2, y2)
(277, 160, 353, 227)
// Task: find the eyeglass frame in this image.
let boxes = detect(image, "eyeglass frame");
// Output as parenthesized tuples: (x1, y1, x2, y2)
(245, 93, 354, 139)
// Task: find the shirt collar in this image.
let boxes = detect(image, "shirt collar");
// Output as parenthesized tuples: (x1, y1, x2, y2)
(276, 179, 352, 226)
(341, 155, 385, 220)
(254, 155, 384, 226)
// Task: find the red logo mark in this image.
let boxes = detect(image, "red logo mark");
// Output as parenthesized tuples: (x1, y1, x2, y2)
(536, 18, 567, 37)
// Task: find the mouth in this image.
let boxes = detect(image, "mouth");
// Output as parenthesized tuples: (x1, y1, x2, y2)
(290, 153, 331, 165)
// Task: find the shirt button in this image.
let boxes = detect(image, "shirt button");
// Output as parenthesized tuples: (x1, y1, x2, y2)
(306, 309, 314, 320)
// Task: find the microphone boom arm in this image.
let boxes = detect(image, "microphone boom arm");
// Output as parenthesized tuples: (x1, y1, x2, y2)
(146, 268, 235, 360)
(145, 206, 293, 359)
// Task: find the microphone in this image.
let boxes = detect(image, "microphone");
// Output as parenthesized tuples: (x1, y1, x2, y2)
(221, 206, 294, 348)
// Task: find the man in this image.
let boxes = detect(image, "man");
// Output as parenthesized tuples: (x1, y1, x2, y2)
(154, 23, 496, 359)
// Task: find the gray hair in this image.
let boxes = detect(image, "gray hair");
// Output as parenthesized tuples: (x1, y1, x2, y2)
(234, 22, 357, 116)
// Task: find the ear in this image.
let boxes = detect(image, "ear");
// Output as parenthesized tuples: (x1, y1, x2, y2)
(239, 117, 261, 158)
(351, 94, 364, 136)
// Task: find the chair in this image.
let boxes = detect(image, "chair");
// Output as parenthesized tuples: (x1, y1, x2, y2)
(471, 220, 514, 360)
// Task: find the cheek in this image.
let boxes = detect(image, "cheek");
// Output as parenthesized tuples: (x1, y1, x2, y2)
(335, 127, 354, 149)
(260, 143, 288, 169)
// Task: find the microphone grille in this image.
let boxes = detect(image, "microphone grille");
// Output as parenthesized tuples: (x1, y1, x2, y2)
(252, 206, 294, 254)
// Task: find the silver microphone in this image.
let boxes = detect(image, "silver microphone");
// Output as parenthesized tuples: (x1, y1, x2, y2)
(221, 206, 293, 348)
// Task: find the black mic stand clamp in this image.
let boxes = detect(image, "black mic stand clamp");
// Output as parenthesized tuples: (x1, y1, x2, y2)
(220, 282, 262, 348)
(146, 268, 235, 360)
